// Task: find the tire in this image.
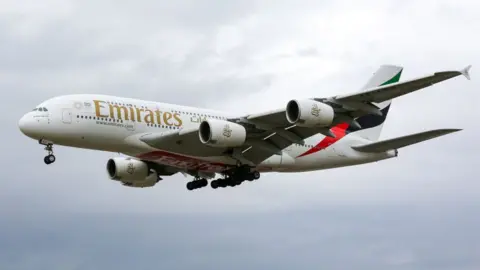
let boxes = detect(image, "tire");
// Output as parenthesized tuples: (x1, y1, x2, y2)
(210, 180, 219, 189)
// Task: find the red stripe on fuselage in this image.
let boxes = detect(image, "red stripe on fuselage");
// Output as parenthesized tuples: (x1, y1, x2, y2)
(137, 150, 229, 173)
(296, 123, 349, 158)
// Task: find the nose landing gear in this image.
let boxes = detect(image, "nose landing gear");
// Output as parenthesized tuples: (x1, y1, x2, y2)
(40, 139, 56, 165)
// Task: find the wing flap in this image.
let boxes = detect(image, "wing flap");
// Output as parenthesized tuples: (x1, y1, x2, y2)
(335, 65, 471, 104)
(352, 129, 461, 153)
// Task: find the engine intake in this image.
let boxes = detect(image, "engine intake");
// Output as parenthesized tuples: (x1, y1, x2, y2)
(106, 157, 158, 186)
(286, 99, 335, 127)
(199, 119, 246, 148)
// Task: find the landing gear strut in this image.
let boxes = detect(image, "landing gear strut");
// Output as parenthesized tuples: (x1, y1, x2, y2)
(40, 139, 55, 165)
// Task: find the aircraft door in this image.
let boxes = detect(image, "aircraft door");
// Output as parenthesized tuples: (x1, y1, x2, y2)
(62, 109, 72, 124)
(124, 112, 136, 132)
(125, 119, 135, 131)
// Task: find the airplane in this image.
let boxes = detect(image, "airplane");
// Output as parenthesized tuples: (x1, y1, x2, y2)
(18, 64, 471, 190)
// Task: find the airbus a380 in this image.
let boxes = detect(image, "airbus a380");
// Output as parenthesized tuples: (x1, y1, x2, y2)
(18, 65, 471, 190)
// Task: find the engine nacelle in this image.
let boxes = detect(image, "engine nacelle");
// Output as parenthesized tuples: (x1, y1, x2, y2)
(286, 99, 335, 127)
(121, 179, 157, 188)
(106, 157, 157, 185)
(199, 119, 246, 148)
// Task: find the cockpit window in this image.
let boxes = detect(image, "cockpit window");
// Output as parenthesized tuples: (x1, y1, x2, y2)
(32, 107, 48, 112)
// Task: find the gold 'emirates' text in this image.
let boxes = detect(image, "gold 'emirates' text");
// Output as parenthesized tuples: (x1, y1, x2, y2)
(93, 100, 182, 127)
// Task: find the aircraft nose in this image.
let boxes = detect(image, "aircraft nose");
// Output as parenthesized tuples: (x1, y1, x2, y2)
(18, 113, 33, 136)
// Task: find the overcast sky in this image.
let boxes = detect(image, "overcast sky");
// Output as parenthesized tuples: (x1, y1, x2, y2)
(1, 0, 479, 269)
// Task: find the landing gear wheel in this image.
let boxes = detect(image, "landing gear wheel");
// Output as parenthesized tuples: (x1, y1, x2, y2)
(187, 178, 209, 190)
(211, 180, 219, 189)
(44, 154, 56, 165)
(218, 180, 227, 188)
(40, 140, 56, 165)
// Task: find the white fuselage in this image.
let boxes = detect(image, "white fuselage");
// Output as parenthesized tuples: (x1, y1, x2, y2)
(18, 94, 396, 174)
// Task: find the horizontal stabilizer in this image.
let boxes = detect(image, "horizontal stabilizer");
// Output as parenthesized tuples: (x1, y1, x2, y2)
(352, 129, 461, 153)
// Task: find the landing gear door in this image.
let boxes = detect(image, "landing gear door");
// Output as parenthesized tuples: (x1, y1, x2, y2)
(62, 109, 72, 124)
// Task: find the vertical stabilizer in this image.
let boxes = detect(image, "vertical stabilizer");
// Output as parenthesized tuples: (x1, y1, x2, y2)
(347, 65, 403, 141)
(360, 64, 403, 90)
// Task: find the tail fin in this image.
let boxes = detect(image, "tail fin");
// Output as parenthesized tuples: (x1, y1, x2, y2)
(346, 65, 403, 141)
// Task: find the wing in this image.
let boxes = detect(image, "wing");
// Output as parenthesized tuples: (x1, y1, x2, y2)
(239, 65, 471, 163)
(137, 121, 322, 165)
(330, 65, 471, 112)
(139, 127, 226, 157)
(138, 65, 471, 166)
(137, 115, 327, 165)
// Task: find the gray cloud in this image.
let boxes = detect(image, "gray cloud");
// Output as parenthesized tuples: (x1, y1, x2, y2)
(1, 0, 480, 269)
(1, 203, 479, 270)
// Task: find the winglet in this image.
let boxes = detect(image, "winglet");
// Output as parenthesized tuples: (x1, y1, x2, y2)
(461, 65, 472, 80)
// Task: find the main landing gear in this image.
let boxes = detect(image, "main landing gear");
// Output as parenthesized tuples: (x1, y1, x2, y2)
(186, 178, 208, 191)
(40, 139, 56, 165)
(185, 169, 261, 191)
(210, 169, 260, 189)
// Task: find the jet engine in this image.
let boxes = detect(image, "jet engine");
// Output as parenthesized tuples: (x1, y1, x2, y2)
(199, 119, 246, 148)
(286, 99, 335, 127)
(106, 157, 158, 188)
